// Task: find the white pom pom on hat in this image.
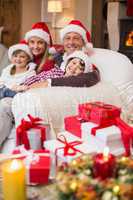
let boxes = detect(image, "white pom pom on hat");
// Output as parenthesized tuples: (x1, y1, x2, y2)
(60, 20, 93, 49)
(66, 50, 92, 73)
(8, 40, 33, 61)
(48, 44, 64, 55)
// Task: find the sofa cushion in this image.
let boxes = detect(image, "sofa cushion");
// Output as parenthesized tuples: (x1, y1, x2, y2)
(90, 48, 133, 87)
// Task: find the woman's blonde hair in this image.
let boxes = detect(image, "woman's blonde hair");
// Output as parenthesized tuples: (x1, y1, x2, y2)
(36, 44, 49, 73)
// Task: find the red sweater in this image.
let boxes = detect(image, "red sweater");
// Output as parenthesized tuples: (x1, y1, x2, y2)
(33, 54, 55, 73)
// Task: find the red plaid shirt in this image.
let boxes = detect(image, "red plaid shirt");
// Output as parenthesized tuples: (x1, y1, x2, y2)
(23, 68, 64, 86)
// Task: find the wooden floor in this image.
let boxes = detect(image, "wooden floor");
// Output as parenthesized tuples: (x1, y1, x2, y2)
(0, 180, 58, 200)
(27, 183, 58, 200)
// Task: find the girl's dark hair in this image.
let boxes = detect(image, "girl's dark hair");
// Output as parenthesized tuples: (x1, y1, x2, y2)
(66, 57, 85, 70)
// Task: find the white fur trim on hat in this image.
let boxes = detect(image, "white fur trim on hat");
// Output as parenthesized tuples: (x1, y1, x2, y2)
(8, 44, 33, 61)
(66, 50, 92, 73)
(25, 29, 50, 44)
(60, 24, 87, 43)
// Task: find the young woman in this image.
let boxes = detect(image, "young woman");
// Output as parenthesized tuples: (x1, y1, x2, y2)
(24, 22, 54, 73)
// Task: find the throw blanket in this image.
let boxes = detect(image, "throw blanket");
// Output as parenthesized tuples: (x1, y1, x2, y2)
(12, 82, 123, 137)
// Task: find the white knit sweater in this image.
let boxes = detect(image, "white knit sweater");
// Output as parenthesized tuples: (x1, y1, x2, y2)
(0, 63, 36, 88)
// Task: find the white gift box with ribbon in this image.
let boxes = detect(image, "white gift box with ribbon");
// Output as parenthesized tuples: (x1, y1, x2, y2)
(27, 129, 42, 150)
(44, 131, 97, 164)
(81, 122, 125, 155)
(26, 123, 51, 150)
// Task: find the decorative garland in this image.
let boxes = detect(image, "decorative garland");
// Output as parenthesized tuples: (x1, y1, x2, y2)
(56, 155, 133, 200)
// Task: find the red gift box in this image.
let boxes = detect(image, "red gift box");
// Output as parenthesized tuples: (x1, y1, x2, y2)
(64, 116, 86, 138)
(29, 154, 50, 184)
(12, 147, 50, 185)
(78, 101, 121, 125)
(64, 103, 133, 157)
(16, 114, 46, 150)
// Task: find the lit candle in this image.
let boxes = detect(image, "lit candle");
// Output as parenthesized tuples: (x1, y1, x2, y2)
(103, 146, 110, 161)
(93, 147, 116, 179)
(2, 159, 26, 200)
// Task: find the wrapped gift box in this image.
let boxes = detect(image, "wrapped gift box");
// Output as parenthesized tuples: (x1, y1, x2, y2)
(16, 125, 47, 150)
(44, 131, 97, 164)
(64, 114, 125, 155)
(78, 102, 121, 125)
(64, 115, 85, 138)
(16, 115, 50, 150)
(28, 154, 50, 185)
(12, 147, 51, 185)
(64, 116, 104, 144)
(26, 124, 51, 150)
(81, 122, 125, 155)
(64, 116, 107, 148)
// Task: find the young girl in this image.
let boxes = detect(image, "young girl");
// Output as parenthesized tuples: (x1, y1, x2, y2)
(24, 22, 54, 73)
(0, 41, 36, 99)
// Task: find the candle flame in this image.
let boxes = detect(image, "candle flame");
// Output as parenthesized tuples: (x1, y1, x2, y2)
(10, 159, 23, 171)
(113, 185, 120, 195)
(103, 147, 109, 161)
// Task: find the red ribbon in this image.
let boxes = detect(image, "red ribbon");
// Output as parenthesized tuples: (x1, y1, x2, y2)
(16, 114, 46, 149)
(115, 117, 133, 157)
(56, 135, 83, 157)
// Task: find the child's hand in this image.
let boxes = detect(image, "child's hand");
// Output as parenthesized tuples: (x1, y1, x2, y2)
(28, 81, 48, 89)
(11, 84, 29, 92)
(0, 80, 5, 87)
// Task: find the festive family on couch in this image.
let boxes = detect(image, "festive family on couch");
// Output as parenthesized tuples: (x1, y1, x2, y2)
(0, 19, 100, 145)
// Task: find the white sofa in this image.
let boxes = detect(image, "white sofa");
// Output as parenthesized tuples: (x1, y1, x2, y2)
(12, 48, 133, 137)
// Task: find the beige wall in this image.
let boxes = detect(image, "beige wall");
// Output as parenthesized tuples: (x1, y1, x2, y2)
(20, 0, 92, 42)
(75, 0, 92, 31)
(20, 0, 42, 38)
(49, 0, 92, 43)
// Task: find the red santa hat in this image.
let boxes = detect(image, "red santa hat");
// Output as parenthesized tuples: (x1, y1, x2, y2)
(8, 40, 33, 61)
(60, 20, 93, 49)
(66, 50, 92, 73)
(25, 22, 52, 46)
